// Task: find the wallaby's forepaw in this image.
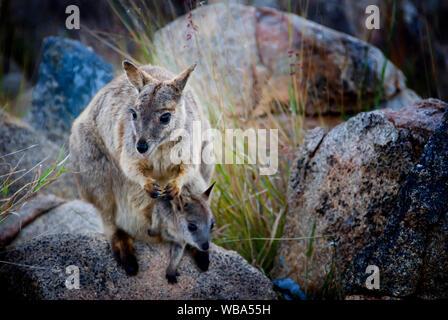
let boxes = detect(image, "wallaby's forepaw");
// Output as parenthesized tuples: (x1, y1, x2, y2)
(192, 249, 210, 272)
(165, 271, 180, 284)
(163, 182, 181, 200)
(144, 182, 162, 198)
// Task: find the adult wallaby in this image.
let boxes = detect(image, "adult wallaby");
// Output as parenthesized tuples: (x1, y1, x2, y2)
(69, 60, 213, 275)
(148, 183, 215, 284)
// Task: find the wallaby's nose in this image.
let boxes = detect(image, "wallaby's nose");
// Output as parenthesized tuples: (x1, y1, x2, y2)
(136, 140, 149, 154)
(201, 242, 209, 251)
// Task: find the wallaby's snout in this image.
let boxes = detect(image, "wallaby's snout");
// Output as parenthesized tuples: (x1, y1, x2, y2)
(136, 139, 149, 154)
(201, 242, 209, 251)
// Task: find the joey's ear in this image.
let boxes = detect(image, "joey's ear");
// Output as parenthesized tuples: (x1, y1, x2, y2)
(168, 62, 197, 93)
(202, 182, 216, 200)
(122, 60, 156, 91)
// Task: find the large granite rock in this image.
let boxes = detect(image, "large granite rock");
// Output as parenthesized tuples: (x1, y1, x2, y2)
(153, 3, 418, 119)
(221, 1, 448, 102)
(0, 232, 276, 300)
(288, 0, 448, 102)
(345, 108, 448, 299)
(26, 37, 113, 145)
(1, 197, 275, 299)
(272, 99, 447, 297)
(0, 111, 77, 200)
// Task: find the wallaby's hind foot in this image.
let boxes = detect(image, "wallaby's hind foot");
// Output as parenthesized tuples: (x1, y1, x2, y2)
(191, 248, 210, 272)
(111, 229, 139, 276)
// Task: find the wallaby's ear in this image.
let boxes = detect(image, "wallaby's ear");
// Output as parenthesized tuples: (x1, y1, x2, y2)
(122, 60, 156, 91)
(202, 182, 215, 200)
(168, 62, 197, 93)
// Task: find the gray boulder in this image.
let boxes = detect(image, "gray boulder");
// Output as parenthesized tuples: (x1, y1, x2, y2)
(26, 37, 113, 145)
(272, 99, 447, 298)
(153, 3, 418, 118)
(345, 108, 448, 299)
(0, 232, 276, 300)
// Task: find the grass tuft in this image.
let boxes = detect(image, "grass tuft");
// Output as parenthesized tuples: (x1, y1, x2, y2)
(0, 143, 68, 226)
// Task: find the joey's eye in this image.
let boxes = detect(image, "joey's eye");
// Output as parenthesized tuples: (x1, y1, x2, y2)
(130, 109, 137, 120)
(210, 221, 215, 231)
(188, 223, 197, 232)
(160, 113, 171, 124)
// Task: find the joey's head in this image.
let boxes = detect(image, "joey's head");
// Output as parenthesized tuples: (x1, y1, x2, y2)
(173, 183, 216, 251)
(122, 60, 196, 157)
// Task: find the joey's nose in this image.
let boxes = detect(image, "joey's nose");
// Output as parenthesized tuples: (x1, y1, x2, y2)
(136, 140, 149, 154)
(201, 242, 209, 251)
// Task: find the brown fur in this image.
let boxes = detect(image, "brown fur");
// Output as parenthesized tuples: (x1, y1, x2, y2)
(111, 228, 138, 275)
(69, 61, 214, 275)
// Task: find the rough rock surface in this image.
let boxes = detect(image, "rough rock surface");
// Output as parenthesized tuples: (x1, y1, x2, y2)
(0, 194, 65, 247)
(0, 233, 276, 300)
(0, 112, 77, 200)
(26, 37, 113, 145)
(288, 0, 448, 102)
(345, 109, 448, 299)
(272, 99, 447, 297)
(344, 295, 400, 300)
(10, 200, 102, 247)
(154, 3, 417, 118)
(220, 1, 448, 101)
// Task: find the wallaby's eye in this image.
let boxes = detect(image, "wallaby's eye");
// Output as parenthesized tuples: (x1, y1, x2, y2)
(160, 113, 171, 124)
(210, 221, 215, 231)
(188, 223, 197, 232)
(130, 109, 137, 120)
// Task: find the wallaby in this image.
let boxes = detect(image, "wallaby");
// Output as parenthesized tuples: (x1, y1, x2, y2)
(69, 60, 214, 275)
(148, 183, 215, 284)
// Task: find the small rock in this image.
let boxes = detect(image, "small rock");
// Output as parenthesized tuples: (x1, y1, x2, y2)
(273, 277, 306, 300)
